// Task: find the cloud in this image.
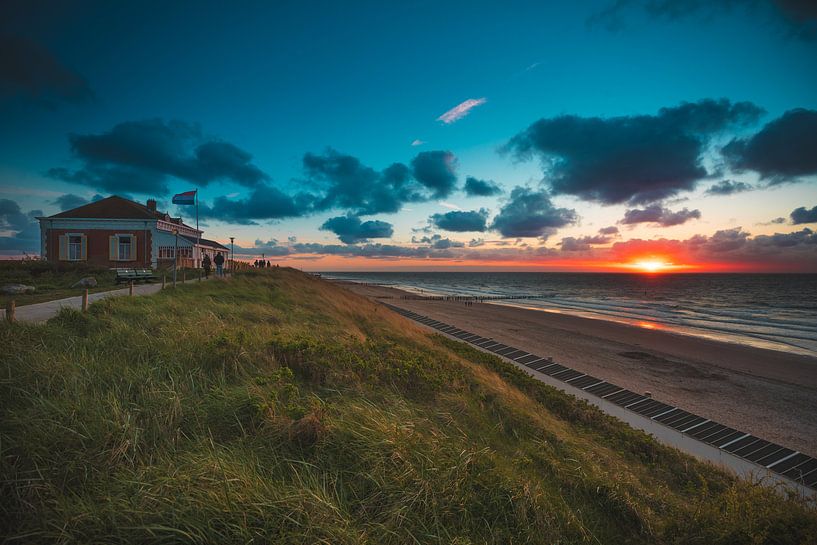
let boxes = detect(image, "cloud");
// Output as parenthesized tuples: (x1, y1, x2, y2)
(199, 184, 313, 224)
(320, 214, 394, 244)
(411, 151, 458, 198)
(437, 98, 487, 124)
(464, 176, 503, 197)
(47, 119, 269, 195)
(722, 109, 817, 183)
(0, 198, 41, 252)
(303, 148, 455, 215)
(413, 234, 465, 249)
(791, 205, 817, 225)
(621, 204, 701, 227)
(589, 1, 817, 40)
(490, 187, 577, 238)
(429, 209, 489, 232)
(705, 179, 753, 196)
(411, 139, 425, 146)
(0, 34, 94, 108)
(53, 193, 87, 211)
(228, 225, 817, 269)
(506, 99, 764, 205)
(598, 225, 620, 235)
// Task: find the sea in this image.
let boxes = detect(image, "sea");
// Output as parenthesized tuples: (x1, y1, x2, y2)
(322, 272, 817, 358)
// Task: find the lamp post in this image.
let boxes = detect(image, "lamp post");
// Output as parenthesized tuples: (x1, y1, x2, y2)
(229, 237, 235, 273)
(173, 228, 178, 287)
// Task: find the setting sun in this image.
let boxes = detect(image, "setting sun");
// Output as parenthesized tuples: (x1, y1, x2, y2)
(634, 260, 668, 272)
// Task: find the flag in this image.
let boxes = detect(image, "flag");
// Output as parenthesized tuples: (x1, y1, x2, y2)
(172, 190, 196, 205)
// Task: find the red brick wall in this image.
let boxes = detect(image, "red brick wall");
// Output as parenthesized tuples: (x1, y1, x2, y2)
(45, 229, 152, 268)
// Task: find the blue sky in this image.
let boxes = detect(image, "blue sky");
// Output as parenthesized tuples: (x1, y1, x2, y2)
(1, 0, 816, 270)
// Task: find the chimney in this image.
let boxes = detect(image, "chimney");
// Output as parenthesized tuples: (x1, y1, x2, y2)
(146, 199, 157, 212)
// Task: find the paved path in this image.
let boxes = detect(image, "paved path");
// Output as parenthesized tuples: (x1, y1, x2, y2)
(2, 275, 225, 324)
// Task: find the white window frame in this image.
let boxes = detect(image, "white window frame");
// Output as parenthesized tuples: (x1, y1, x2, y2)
(113, 234, 136, 261)
(68, 234, 83, 261)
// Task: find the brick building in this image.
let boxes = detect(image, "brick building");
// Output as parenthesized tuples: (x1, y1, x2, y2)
(38, 195, 229, 268)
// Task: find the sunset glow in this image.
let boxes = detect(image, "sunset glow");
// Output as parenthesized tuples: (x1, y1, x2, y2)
(631, 259, 672, 273)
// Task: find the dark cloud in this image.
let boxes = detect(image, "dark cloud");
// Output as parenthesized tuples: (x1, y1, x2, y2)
(722, 109, 817, 183)
(429, 209, 489, 232)
(506, 99, 763, 205)
(621, 204, 701, 227)
(560, 233, 617, 252)
(589, 1, 817, 40)
(53, 193, 87, 211)
(791, 205, 817, 225)
(303, 149, 425, 215)
(292, 242, 454, 259)
(0, 198, 41, 252)
(705, 179, 753, 196)
(464, 176, 502, 197)
(47, 119, 269, 195)
(598, 225, 620, 235)
(199, 184, 313, 224)
(0, 34, 93, 108)
(412, 234, 465, 249)
(320, 214, 394, 244)
(411, 151, 458, 198)
(490, 187, 577, 238)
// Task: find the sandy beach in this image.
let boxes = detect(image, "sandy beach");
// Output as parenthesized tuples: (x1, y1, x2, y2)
(339, 281, 817, 457)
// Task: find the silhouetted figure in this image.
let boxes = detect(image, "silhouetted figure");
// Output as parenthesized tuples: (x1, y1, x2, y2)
(214, 252, 225, 276)
(202, 254, 211, 278)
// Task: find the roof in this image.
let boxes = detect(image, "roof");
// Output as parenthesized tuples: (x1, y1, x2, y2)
(180, 234, 229, 250)
(47, 195, 162, 220)
(46, 195, 193, 231)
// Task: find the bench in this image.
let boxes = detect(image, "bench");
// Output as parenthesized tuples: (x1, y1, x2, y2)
(114, 268, 158, 284)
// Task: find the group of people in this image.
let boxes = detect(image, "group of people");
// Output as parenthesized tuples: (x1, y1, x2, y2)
(253, 259, 275, 268)
(201, 252, 225, 278)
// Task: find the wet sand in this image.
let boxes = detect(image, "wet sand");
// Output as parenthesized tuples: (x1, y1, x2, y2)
(339, 281, 817, 457)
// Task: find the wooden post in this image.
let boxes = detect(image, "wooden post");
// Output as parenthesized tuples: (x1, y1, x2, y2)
(82, 289, 89, 312)
(182, 269, 186, 283)
(162, 274, 166, 289)
(5, 300, 15, 323)
(198, 269, 202, 282)
(173, 270, 177, 288)
(129, 281, 134, 296)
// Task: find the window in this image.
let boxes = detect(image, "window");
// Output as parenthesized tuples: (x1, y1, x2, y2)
(68, 236, 83, 261)
(60, 234, 86, 261)
(110, 234, 135, 261)
(118, 236, 132, 260)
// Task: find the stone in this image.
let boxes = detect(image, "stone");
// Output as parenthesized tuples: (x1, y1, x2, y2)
(72, 276, 98, 288)
(1, 283, 36, 295)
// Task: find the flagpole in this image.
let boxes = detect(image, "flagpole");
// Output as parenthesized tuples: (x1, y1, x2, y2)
(196, 190, 200, 268)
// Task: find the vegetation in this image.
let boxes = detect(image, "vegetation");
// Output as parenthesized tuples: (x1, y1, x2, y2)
(0, 260, 118, 306)
(1, 268, 815, 544)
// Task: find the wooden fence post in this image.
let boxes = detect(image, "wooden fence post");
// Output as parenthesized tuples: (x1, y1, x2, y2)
(5, 300, 15, 323)
(182, 269, 186, 283)
(129, 281, 134, 296)
(162, 275, 166, 289)
(82, 289, 89, 312)
(198, 269, 202, 282)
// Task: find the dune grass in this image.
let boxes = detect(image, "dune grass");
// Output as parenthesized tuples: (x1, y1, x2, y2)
(1, 268, 815, 544)
(0, 260, 119, 307)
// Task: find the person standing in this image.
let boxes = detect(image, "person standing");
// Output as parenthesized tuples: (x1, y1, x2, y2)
(214, 252, 225, 276)
(202, 253, 212, 278)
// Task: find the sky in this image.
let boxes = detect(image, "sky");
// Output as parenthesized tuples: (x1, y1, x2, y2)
(1, 0, 816, 271)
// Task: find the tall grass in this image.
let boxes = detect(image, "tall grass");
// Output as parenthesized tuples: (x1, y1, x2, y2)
(1, 268, 815, 544)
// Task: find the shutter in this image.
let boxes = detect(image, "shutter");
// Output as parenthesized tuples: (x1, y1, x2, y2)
(129, 234, 136, 261)
(80, 235, 88, 261)
(58, 235, 68, 260)
(109, 236, 117, 261)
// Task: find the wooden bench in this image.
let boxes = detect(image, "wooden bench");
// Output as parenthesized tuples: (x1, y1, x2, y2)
(114, 268, 158, 284)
